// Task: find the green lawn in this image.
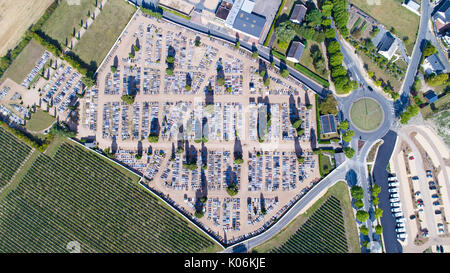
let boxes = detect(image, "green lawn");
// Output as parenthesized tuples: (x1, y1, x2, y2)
(350, 98, 384, 131)
(73, 0, 136, 68)
(350, 0, 419, 55)
(420, 92, 450, 119)
(252, 181, 360, 253)
(1, 39, 45, 84)
(0, 141, 220, 253)
(299, 41, 329, 79)
(319, 152, 335, 177)
(41, 0, 96, 47)
(25, 110, 55, 132)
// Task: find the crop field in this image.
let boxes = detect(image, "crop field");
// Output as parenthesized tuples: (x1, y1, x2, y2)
(0, 142, 219, 253)
(0, 0, 54, 57)
(270, 196, 349, 253)
(41, 0, 96, 47)
(0, 128, 32, 190)
(73, 0, 136, 68)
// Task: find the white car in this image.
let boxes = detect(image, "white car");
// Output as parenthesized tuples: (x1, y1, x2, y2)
(391, 193, 400, 198)
(438, 229, 445, 234)
(394, 212, 404, 218)
(391, 202, 401, 207)
(390, 197, 400, 202)
(388, 188, 399, 193)
(397, 232, 407, 239)
(396, 217, 406, 223)
(389, 182, 399, 187)
(391, 207, 402, 213)
(397, 222, 405, 228)
(388, 176, 397, 181)
(396, 227, 406, 233)
(437, 223, 444, 229)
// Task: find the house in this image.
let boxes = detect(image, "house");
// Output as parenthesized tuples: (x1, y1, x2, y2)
(433, 0, 450, 34)
(290, 4, 307, 24)
(215, 1, 233, 21)
(424, 90, 439, 104)
(286, 41, 305, 63)
(376, 32, 399, 60)
(402, 0, 420, 16)
(320, 114, 337, 135)
(423, 54, 445, 75)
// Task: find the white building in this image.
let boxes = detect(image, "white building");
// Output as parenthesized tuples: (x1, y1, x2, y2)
(402, 0, 421, 16)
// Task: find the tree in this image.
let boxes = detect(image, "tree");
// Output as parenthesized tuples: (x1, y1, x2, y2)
(121, 94, 135, 105)
(297, 156, 305, 164)
(351, 185, 364, 200)
(375, 224, 383, 235)
(165, 67, 174, 76)
(281, 68, 289, 78)
(360, 225, 369, 236)
(321, 1, 334, 17)
(422, 41, 437, 59)
(148, 134, 159, 143)
(110, 65, 117, 73)
(235, 41, 240, 49)
(342, 130, 354, 143)
(217, 77, 225, 86)
(226, 182, 239, 196)
(264, 77, 270, 87)
(374, 208, 383, 219)
(327, 40, 341, 54)
(338, 120, 349, 130)
(325, 28, 337, 39)
(355, 199, 364, 209)
(292, 118, 302, 129)
(195, 40, 201, 47)
(81, 76, 95, 88)
(329, 52, 344, 67)
(372, 184, 381, 198)
(373, 196, 379, 206)
(319, 94, 338, 115)
(166, 55, 175, 64)
(275, 21, 296, 44)
(252, 51, 259, 59)
(200, 196, 207, 203)
(425, 73, 448, 86)
(259, 70, 266, 77)
(234, 158, 243, 165)
(194, 210, 204, 218)
(306, 9, 322, 26)
(400, 104, 419, 124)
(331, 65, 347, 78)
(49, 121, 76, 138)
(356, 210, 369, 222)
(343, 146, 355, 158)
(322, 19, 332, 27)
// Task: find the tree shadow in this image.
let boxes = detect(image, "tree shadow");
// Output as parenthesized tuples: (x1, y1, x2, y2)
(345, 169, 358, 187)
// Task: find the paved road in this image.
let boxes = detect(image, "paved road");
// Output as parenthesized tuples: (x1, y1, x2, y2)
(372, 130, 403, 253)
(399, 0, 431, 106)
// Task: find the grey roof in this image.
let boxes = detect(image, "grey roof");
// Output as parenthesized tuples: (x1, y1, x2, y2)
(287, 41, 305, 61)
(424, 54, 445, 73)
(232, 10, 266, 38)
(377, 32, 396, 52)
(320, 114, 337, 134)
(290, 4, 307, 23)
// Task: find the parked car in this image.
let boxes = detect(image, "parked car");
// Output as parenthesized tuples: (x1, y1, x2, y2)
(391, 202, 401, 207)
(415, 191, 421, 197)
(429, 181, 436, 187)
(390, 197, 400, 202)
(396, 216, 405, 222)
(397, 232, 407, 239)
(410, 215, 416, 220)
(418, 208, 424, 213)
(388, 188, 399, 193)
(397, 222, 405, 228)
(417, 199, 423, 204)
(435, 210, 442, 215)
(396, 227, 406, 233)
(438, 229, 445, 234)
(437, 223, 444, 228)
(389, 182, 399, 187)
(433, 201, 440, 206)
(432, 194, 439, 199)
(429, 186, 437, 190)
(391, 193, 400, 198)
(409, 156, 414, 160)
(426, 170, 433, 178)
(418, 203, 424, 208)
(391, 207, 402, 213)
(394, 212, 404, 217)
(412, 176, 419, 181)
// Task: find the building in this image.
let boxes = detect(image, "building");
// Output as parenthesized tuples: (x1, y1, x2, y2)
(286, 41, 305, 63)
(232, 9, 266, 40)
(424, 90, 439, 104)
(290, 4, 307, 24)
(423, 54, 445, 75)
(433, 0, 450, 34)
(402, 0, 420, 16)
(215, 1, 233, 21)
(376, 32, 399, 60)
(320, 114, 337, 135)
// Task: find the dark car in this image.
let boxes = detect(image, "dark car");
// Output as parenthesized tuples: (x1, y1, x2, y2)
(432, 194, 439, 199)
(410, 215, 416, 220)
(429, 181, 436, 187)
(429, 185, 437, 190)
(433, 201, 440, 206)
(435, 210, 442, 215)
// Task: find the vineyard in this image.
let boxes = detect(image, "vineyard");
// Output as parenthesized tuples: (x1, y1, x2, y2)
(0, 128, 32, 189)
(270, 196, 349, 253)
(0, 142, 219, 253)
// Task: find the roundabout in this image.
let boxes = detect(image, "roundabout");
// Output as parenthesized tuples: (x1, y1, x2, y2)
(350, 97, 384, 132)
